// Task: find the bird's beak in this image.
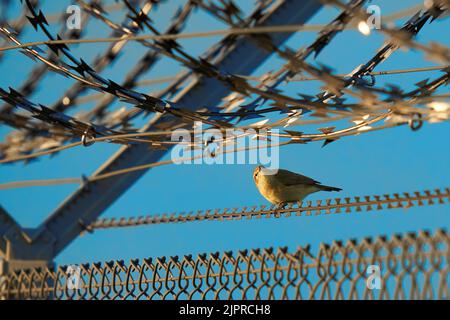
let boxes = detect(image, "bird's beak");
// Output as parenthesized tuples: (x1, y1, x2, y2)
(253, 166, 260, 181)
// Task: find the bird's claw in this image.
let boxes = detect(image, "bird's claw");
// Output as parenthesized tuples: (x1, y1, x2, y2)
(277, 202, 287, 210)
(274, 202, 287, 214)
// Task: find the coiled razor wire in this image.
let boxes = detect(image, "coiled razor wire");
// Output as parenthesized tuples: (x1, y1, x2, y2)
(85, 187, 450, 231)
(0, 228, 447, 300)
(0, 0, 448, 162)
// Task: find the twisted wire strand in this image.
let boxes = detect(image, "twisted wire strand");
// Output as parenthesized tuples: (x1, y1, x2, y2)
(86, 187, 450, 231)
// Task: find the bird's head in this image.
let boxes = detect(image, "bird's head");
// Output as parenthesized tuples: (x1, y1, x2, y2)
(253, 165, 264, 182)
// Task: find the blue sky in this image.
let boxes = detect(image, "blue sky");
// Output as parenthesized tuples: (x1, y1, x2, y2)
(0, 0, 449, 268)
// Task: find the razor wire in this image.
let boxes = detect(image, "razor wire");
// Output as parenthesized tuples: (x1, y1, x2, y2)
(0, 0, 199, 159)
(0, 228, 447, 300)
(0, 1, 446, 159)
(0, 1, 448, 175)
(0, 1, 446, 125)
(0, 48, 442, 149)
(0, 0, 247, 143)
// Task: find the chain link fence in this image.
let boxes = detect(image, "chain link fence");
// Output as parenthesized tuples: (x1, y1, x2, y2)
(0, 229, 448, 300)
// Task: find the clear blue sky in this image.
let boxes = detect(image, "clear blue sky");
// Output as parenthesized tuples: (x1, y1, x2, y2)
(0, 0, 448, 268)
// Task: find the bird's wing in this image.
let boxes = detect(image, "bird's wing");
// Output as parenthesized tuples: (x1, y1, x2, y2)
(274, 169, 321, 186)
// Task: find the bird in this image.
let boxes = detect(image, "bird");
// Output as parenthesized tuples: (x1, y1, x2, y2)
(253, 165, 342, 206)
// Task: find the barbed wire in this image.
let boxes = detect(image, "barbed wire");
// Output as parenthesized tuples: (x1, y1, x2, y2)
(4, 0, 428, 124)
(2, 0, 446, 119)
(0, 228, 447, 300)
(0, 1, 448, 161)
(0, 112, 400, 189)
(0, 0, 197, 151)
(10, 1, 125, 25)
(85, 186, 450, 231)
(0, 106, 392, 165)
(0, 1, 448, 192)
(329, 0, 450, 63)
(1, 107, 449, 188)
(6, 2, 424, 33)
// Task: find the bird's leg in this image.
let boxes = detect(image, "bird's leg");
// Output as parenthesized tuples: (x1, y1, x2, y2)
(279, 202, 288, 209)
(276, 202, 287, 211)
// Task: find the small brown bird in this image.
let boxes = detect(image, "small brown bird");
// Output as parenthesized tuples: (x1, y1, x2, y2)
(253, 165, 342, 206)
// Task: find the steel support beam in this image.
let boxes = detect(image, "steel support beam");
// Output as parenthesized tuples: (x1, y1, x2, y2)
(0, 0, 322, 272)
(0, 206, 53, 274)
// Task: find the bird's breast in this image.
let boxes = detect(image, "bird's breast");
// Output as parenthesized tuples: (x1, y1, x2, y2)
(256, 175, 320, 204)
(256, 175, 288, 204)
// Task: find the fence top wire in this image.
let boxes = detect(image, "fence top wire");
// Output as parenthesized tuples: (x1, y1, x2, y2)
(84, 187, 450, 232)
(0, 228, 448, 300)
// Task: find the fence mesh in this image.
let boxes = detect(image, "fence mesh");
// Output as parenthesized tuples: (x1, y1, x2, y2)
(0, 229, 448, 300)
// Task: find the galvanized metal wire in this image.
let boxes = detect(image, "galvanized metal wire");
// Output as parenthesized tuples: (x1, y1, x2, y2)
(1, 0, 448, 161)
(86, 187, 450, 231)
(0, 229, 448, 300)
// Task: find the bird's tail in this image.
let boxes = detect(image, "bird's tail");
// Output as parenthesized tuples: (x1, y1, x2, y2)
(319, 185, 342, 192)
